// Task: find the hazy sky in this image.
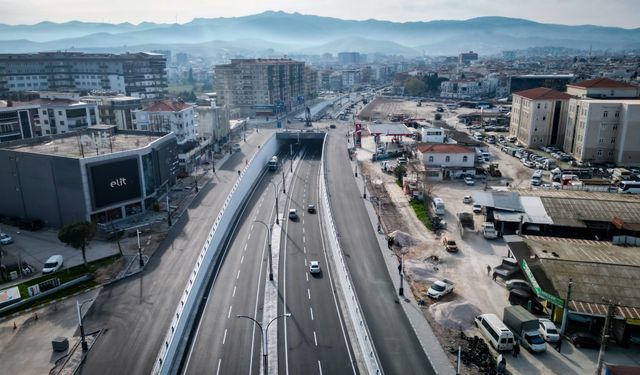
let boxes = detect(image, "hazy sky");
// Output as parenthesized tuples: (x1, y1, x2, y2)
(2, 0, 639, 28)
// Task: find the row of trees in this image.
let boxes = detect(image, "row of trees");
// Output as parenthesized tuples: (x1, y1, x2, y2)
(400, 73, 449, 97)
(58, 221, 124, 267)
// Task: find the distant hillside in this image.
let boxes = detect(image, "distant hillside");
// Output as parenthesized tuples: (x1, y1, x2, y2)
(0, 11, 638, 56)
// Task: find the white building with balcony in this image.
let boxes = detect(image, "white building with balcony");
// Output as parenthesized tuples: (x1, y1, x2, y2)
(134, 100, 196, 144)
(416, 143, 475, 180)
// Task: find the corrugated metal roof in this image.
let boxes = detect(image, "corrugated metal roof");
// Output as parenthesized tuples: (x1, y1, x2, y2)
(520, 196, 554, 224)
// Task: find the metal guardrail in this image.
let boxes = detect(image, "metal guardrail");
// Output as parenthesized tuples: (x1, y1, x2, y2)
(319, 135, 383, 375)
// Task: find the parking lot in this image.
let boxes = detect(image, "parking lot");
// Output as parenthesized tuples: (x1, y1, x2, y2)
(353, 97, 640, 374)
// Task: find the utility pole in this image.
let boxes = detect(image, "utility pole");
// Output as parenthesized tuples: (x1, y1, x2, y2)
(399, 252, 404, 296)
(560, 278, 573, 335)
(363, 175, 367, 199)
(282, 170, 286, 194)
(596, 300, 617, 375)
(354, 163, 358, 177)
(137, 229, 144, 268)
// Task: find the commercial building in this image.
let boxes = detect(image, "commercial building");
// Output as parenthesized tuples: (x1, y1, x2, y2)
(509, 87, 572, 148)
(416, 143, 475, 180)
(0, 52, 167, 99)
(214, 58, 305, 117)
(134, 100, 196, 145)
(0, 126, 178, 227)
(563, 78, 640, 165)
(82, 94, 142, 131)
(338, 52, 364, 66)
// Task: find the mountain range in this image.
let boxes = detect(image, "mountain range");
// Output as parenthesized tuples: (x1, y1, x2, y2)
(0, 11, 638, 57)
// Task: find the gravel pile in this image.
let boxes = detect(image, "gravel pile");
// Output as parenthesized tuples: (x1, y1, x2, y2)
(429, 300, 481, 331)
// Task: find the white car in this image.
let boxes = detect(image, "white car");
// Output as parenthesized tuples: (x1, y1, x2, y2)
(464, 177, 475, 185)
(463, 195, 472, 204)
(309, 261, 321, 274)
(42, 255, 64, 274)
(472, 203, 482, 213)
(0, 233, 13, 245)
(538, 319, 560, 343)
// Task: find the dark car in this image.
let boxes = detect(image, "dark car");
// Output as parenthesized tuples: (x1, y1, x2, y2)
(569, 332, 600, 349)
(508, 289, 544, 314)
(329, 124, 336, 129)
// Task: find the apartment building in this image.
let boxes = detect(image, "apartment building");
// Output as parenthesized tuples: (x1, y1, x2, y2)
(509, 87, 572, 148)
(338, 52, 364, 66)
(416, 143, 475, 180)
(458, 51, 478, 65)
(440, 79, 491, 99)
(304, 66, 318, 101)
(563, 78, 640, 165)
(0, 52, 167, 99)
(214, 58, 305, 117)
(134, 100, 196, 144)
(0, 100, 39, 142)
(82, 94, 142, 130)
(195, 104, 231, 145)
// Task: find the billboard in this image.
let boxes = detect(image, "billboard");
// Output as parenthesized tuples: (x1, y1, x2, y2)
(89, 158, 141, 209)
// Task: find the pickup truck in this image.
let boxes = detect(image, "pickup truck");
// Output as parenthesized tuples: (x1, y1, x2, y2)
(482, 222, 498, 239)
(427, 279, 454, 299)
(493, 257, 520, 279)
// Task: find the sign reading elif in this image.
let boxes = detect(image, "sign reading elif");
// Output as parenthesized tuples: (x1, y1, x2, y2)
(90, 158, 142, 209)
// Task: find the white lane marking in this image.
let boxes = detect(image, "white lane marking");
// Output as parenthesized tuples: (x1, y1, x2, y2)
(302, 227, 305, 234)
(314, 331, 318, 346)
(318, 360, 323, 375)
(307, 288, 311, 300)
(227, 305, 232, 319)
(241, 255, 244, 264)
(303, 246, 306, 254)
(310, 307, 314, 321)
(247, 233, 251, 240)
(302, 219, 305, 225)
(306, 273, 309, 281)
(237, 269, 241, 279)
(304, 259, 307, 266)
(303, 236, 306, 243)
(232, 286, 236, 297)
(216, 359, 222, 375)
(244, 243, 248, 251)
(250, 224, 254, 231)
(223, 329, 227, 345)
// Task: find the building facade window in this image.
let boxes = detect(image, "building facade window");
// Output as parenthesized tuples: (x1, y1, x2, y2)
(428, 156, 434, 163)
(445, 156, 450, 162)
(603, 111, 608, 118)
(462, 156, 468, 162)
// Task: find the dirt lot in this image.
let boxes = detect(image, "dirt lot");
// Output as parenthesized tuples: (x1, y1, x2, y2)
(352, 97, 628, 375)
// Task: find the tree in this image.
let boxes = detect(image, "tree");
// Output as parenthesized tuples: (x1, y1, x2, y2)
(404, 77, 426, 97)
(435, 113, 443, 121)
(394, 164, 407, 183)
(58, 221, 97, 267)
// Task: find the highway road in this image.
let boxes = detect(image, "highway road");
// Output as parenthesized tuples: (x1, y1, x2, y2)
(181, 167, 277, 375)
(325, 122, 436, 375)
(279, 140, 357, 375)
(78, 132, 271, 375)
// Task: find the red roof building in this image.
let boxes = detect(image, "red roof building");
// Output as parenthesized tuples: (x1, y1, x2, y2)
(513, 87, 573, 101)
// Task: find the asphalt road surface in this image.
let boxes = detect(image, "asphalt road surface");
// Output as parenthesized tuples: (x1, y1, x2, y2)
(279, 140, 357, 375)
(78, 133, 270, 375)
(325, 122, 435, 375)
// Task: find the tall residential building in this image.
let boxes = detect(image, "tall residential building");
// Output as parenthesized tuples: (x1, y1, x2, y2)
(510, 88, 572, 148)
(338, 52, 363, 66)
(134, 100, 196, 144)
(0, 52, 167, 99)
(304, 66, 318, 101)
(563, 78, 640, 165)
(82, 95, 142, 130)
(215, 58, 305, 117)
(458, 51, 478, 65)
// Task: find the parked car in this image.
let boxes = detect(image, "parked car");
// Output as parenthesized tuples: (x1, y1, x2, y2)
(288, 209, 298, 220)
(427, 279, 454, 299)
(508, 289, 544, 314)
(0, 233, 13, 245)
(42, 255, 64, 274)
(505, 279, 531, 291)
(309, 261, 321, 274)
(472, 203, 483, 213)
(463, 195, 472, 204)
(538, 319, 560, 343)
(464, 176, 475, 185)
(329, 124, 336, 129)
(569, 332, 600, 349)
(442, 237, 458, 252)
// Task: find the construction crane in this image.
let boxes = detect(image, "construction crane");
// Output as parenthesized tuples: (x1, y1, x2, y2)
(304, 106, 312, 127)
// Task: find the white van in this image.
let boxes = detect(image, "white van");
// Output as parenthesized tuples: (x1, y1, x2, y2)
(475, 313, 515, 351)
(432, 198, 445, 216)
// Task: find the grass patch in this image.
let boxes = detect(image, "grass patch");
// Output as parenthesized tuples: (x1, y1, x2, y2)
(409, 197, 434, 231)
(13, 255, 121, 303)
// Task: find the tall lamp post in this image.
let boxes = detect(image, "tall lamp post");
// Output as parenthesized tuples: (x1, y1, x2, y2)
(236, 313, 292, 375)
(282, 170, 286, 194)
(136, 229, 144, 268)
(76, 298, 95, 351)
(254, 220, 274, 281)
(268, 181, 282, 225)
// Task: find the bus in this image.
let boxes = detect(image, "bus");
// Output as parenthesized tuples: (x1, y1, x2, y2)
(618, 181, 640, 194)
(432, 197, 445, 216)
(267, 156, 279, 171)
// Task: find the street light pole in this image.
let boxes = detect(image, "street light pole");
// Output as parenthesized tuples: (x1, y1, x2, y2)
(363, 175, 367, 199)
(76, 298, 94, 352)
(137, 229, 144, 267)
(282, 170, 286, 194)
(354, 164, 358, 177)
(236, 313, 292, 375)
(254, 220, 274, 281)
(399, 252, 404, 296)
